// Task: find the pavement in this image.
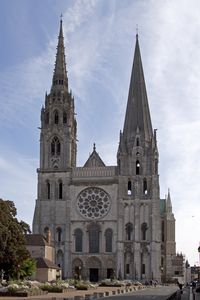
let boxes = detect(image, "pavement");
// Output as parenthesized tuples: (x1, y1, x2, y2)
(0, 285, 180, 300)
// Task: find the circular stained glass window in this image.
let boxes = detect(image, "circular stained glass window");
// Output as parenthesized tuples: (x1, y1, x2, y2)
(77, 187, 111, 219)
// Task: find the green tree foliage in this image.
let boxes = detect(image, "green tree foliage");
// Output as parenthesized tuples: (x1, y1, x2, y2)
(17, 258, 36, 280)
(0, 199, 31, 279)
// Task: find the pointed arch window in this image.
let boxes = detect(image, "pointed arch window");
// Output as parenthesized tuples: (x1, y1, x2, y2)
(141, 222, 148, 240)
(125, 223, 133, 240)
(136, 160, 140, 175)
(46, 181, 50, 199)
(54, 110, 59, 124)
(105, 228, 113, 252)
(89, 224, 100, 253)
(127, 180, 132, 195)
(74, 228, 83, 252)
(136, 137, 140, 146)
(63, 112, 67, 124)
(57, 227, 62, 242)
(143, 178, 147, 195)
(59, 181, 63, 199)
(51, 137, 61, 156)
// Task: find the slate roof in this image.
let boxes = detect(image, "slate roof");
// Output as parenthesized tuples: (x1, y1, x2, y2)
(35, 257, 60, 269)
(25, 234, 49, 246)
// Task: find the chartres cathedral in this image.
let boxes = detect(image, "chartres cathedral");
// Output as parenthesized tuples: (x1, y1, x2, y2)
(33, 20, 181, 282)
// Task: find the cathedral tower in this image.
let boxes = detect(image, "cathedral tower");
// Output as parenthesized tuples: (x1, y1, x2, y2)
(117, 35, 161, 281)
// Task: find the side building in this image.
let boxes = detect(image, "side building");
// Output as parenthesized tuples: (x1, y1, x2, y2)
(33, 19, 180, 282)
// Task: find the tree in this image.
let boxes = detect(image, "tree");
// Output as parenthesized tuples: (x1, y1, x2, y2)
(0, 199, 31, 279)
(16, 258, 36, 280)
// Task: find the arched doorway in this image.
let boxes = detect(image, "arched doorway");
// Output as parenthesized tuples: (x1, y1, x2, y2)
(72, 258, 83, 280)
(85, 256, 102, 282)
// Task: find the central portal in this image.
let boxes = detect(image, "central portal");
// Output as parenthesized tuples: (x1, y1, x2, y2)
(89, 268, 99, 282)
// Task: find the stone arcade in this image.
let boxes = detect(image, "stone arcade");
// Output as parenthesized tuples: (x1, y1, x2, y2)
(33, 20, 179, 282)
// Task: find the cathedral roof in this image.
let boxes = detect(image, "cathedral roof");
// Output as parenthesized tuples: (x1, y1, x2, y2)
(84, 143, 105, 167)
(122, 34, 153, 145)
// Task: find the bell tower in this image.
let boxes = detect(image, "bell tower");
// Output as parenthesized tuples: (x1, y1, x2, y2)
(40, 18, 77, 171)
(117, 34, 161, 281)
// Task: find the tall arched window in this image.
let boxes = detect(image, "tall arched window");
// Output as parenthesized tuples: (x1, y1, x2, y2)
(74, 229, 83, 252)
(136, 137, 140, 146)
(127, 180, 132, 195)
(54, 110, 59, 124)
(105, 228, 113, 252)
(59, 181, 63, 199)
(57, 227, 62, 242)
(51, 137, 61, 156)
(136, 160, 140, 175)
(63, 112, 67, 124)
(46, 181, 50, 199)
(143, 178, 147, 195)
(141, 222, 148, 240)
(89, 224, 100, 253)
(125, 223, 133, 240)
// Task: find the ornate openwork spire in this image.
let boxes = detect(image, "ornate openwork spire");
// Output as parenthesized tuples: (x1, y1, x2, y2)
(51, 18, 68, 91)
(122, 34, 153, 146)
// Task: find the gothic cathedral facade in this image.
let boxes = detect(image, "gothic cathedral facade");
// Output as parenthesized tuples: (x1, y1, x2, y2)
(33, 20, 177, 282)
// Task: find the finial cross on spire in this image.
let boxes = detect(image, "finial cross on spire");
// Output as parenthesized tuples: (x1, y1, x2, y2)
(60, 13, 63, 21)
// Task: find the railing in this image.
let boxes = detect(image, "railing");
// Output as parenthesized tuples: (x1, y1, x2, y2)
(72, 166, 117, 178)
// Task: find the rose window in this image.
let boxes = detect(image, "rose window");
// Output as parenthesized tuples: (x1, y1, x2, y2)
(77, 187, 111, 219)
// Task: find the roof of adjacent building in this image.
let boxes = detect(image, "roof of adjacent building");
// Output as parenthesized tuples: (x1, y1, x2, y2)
(25, 234, 49, 246)
(35, 257, 60, 269)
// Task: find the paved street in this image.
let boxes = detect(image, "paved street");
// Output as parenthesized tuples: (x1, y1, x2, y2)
(100, 285, 181, 300)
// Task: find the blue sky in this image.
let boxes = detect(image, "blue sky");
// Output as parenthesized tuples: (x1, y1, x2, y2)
(1, 0, 200, 266)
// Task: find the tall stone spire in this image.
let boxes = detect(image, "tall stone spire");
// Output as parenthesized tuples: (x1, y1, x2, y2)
(123, 34, 153, 146)
(166, 189, 173, 213)
(51, 17, 68, 91)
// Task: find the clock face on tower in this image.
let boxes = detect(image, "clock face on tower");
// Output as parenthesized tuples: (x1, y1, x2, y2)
(77, 187, 111, 219)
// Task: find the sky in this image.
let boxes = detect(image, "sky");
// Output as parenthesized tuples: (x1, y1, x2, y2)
(0, 0, 200, 267)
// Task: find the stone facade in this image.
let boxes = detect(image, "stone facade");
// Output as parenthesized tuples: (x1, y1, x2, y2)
(33, 20, 178, 282)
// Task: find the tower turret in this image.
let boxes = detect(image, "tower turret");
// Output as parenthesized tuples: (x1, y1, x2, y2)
(39, 19, 77, 170)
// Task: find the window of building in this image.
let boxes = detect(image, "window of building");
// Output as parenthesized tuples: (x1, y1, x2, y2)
(51, 137, 61, 156)
(63, 112, 67, 124)
(126, 264, 130, 274)
(125, 223, 133, 240)
(59, 181, 63, 199)
(128, 180, 132, 195)
(74, 229, 83, 252)
(143, 178, 147, 195)
(46, 181, 50, 199)
(89, 224, 100, 253)
(161, 220, 165, 242)
(105, 228, 113, 252)
(57, 227, 62, 242)
(142, 263, 145, 275)
(141, 222, 148, 240)
(54, 110, 59, 124)
(136, 160, 140, 175)
(136, 137, 140, 146)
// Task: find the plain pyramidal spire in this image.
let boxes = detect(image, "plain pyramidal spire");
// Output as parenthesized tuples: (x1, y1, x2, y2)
(51, 17, 68, 91)
(122, 33, 153, 146)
